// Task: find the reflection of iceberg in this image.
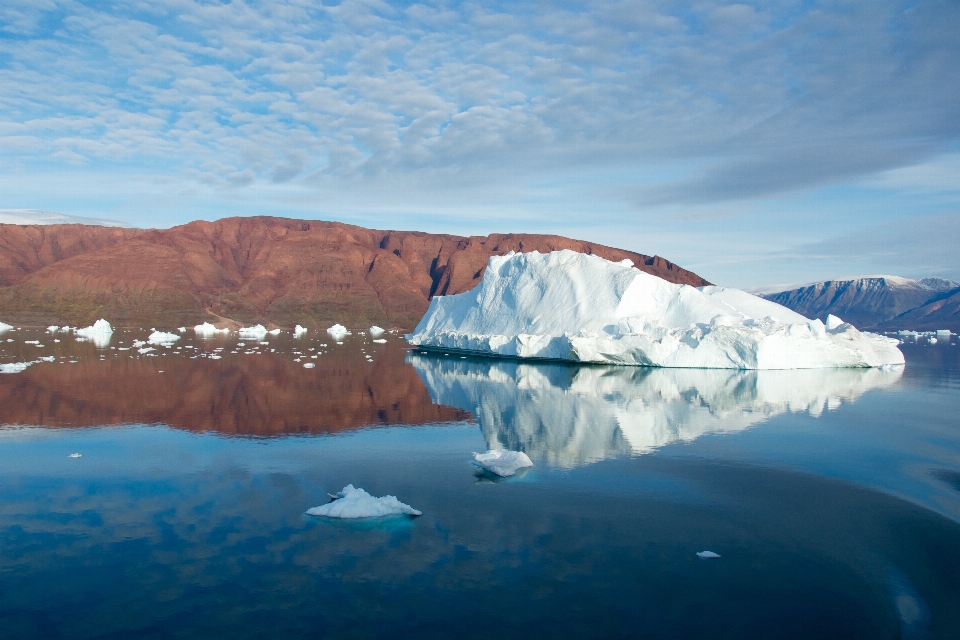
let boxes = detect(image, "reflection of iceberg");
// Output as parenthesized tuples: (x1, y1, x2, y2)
(409, 352, 903, 468)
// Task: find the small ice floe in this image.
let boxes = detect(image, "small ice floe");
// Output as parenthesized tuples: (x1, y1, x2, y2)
(0, 321, 13, 333)
(47, 325, 59, 332)
(209, 355, 222, 360)
(472, 449, 533, 477)
(306, 485, 422, 518)
(68, 453, 82, 458)
(178, 327, 187, 333)
(148, 331, 180, 345)
(194, 322, 229, 337)
(303, 362, 316, 368)
(239, 324, 269, 339)
(0, 362, 31, 374)
(369, 325, 385, 337)
(138, 347, 156, 354)
(327, 324, 349, 340)
(294, 324, 308, 336)
(24, 340, 39, 345)
(372, 339, 387, 344)
(75, 319, 113, 347)
(696, 551, 721, 559)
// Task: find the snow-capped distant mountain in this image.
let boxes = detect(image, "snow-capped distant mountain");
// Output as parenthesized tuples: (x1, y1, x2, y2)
(760, 276, 960, 330)
(0, 209, 132, 227)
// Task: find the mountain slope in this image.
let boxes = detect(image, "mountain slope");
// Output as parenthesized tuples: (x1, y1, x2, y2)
(877, 288, 960, 332)
(761, 276, 960, 330)
(0, 216, 709, 329)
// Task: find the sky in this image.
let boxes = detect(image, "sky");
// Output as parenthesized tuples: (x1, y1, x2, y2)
(1, 0, 958, 289)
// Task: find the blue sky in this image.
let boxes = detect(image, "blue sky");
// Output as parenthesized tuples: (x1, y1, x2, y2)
(1, 0, 958, 288)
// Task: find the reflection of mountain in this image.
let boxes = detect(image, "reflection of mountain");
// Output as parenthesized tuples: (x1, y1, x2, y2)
(0, 342, 468, 435)
(409, 352, 904, 467)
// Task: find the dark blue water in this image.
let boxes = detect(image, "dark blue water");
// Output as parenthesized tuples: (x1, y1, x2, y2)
(1, 330, 959, 638)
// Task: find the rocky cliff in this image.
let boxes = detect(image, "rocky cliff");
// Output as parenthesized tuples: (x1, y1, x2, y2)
(0, 216, 709, 329)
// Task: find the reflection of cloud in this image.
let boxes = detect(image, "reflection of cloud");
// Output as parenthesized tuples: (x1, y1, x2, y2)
(409, 353, 903, 468)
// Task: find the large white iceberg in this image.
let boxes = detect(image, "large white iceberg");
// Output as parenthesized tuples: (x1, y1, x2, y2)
(75, 319, 113, 347)
(406, 251, 904, 369)
(305, 485, 422, 518)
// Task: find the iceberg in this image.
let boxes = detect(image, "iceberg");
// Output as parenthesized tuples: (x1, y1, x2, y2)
(473, 449, 533, 477)
(305, 485, 422, 518)
(47, 325, 59, 332)
(148, 331, 180, 345)
(0, 362, 31, 374)
(0, 321, 12, 333)
(238, 324, 269, 339)
(369, 325, 385, 337)
(194, 322, 229, 337)
(294, 324, 308, 336)
(407, 251, 904, 369)
(75, 319, 113, 347)
(327, 324, 349, 340)
(696, 551, 721, 559)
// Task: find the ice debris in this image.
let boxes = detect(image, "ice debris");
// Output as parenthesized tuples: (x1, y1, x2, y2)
(194, 322, 230, 337)
(148, 331, 180, 345)
(373, 339, 387, 344)
(472, 449, 533, 477)
(303, 362, 316, 368)
(0, 321, 12, 333)
(0, 362, 30, 374)
(294, 324, 308, 336)
(369, 325, 385, 337)
(327, 324, 349, 339)
(238, 324, 268, 339)
(75, 319, 113, 347)
(47, 325, 59, 332)
(305, 485, 422, 518)
(407, 251, 904, 369)
(696, 551, 721, 559)
(68, 453, 82, 458)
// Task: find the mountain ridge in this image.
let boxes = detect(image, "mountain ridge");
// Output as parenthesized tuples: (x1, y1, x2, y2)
(0, 216, 709, 330)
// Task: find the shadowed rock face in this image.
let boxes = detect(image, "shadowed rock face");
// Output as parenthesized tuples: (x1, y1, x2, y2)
(0, 217, 709, 329)
(0, 339, 468, 436)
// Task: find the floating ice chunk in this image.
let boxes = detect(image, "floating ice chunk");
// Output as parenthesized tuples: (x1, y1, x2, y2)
(24, 340, 39, 344)
(825, 314, 844, 331)
(0, 321, 13, 333)
(936, 329, 951, 336)
(373, 339, 387, 344)
(138, 347, 156, 354)
(407, 251, 903, 369)
(239, 324, 269, 339)
(209, 355, 222, 360)
(194, 322, 229, 337)
(305, 484, 422, 518)
(47, 325, 59, 332)
(472, 449, 534, 477)
(68, 453, 82, 458)
(369, 325, 385, 337)
(75, 319, 113, 347)
(0, 362, 31, 374)
(178, 327, 187, 333)
(327, 324, 349, 339)
(696, 551, 721, 559)
(294, 324, 308, 336)
(269, 328, 281, 335)
(303, 362, 316, 368)
(148, 331, 181, 345)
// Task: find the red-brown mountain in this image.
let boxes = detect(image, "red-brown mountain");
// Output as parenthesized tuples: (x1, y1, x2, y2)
(0, 216, 709, 329)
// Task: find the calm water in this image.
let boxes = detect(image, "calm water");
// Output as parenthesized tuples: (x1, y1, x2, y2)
(1, 329, 959, 638)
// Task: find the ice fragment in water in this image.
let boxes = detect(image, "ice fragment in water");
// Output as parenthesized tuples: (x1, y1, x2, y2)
(303, 362, 315, 368)
(269, 328, 281, 335)
(0, 362, 31, 374)
(327, 324, 349, 339)
(75, 319, 113, 347)
(473, 449, 534, 477)
(305, 484, 422, 518)
(47, 325, 59, 332)
(406, 251, 903, 369)
(294, 324, 308, 336)
(68, 453, 82, 458)
(239, 324, 269, 339)
(0, 321, 12, 333)
(194, 322, 229, 337)
(148, 331, 180, 345)
(373, 339, 387, 344)
(369, 325, 385, 337)
(696, 551, 721, 559)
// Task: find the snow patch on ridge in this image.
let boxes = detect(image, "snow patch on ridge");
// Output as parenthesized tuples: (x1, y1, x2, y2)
(407, 251, 904, 369)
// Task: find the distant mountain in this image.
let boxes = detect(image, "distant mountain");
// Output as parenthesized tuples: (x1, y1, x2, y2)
(0, 209, 132, 227)
(761, 276, 960, 331)
(0, 216, 709, 329)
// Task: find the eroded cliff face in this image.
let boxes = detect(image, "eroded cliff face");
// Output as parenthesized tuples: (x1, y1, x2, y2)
(0, 216, 709, 328)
